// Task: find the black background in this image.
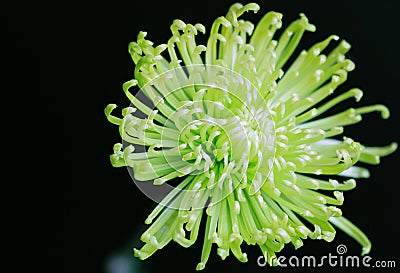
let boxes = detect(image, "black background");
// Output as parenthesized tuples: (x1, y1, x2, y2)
(23, 0, 400, 272)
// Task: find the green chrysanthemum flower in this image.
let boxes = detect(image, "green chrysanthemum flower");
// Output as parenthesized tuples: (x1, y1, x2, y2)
(105, 3, 397, 270)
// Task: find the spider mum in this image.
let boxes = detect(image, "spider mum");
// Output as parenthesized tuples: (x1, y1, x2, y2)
(105, 3, 397, 270)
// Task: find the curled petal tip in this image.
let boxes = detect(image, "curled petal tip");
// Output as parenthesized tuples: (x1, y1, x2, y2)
(196, 262, 205, 271)
(104, 104, 117, 116)
(244, 3, 260, 13)
(362, 245, 371, 256)
(173, 19, 186, 29)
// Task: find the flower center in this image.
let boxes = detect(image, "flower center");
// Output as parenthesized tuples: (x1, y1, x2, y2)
(175, 102, 276, 191)
(178, 118, 228, 174)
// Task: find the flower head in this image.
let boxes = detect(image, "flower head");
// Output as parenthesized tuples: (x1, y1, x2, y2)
(105, 3, 397, 270)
